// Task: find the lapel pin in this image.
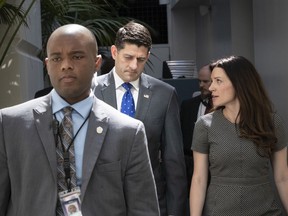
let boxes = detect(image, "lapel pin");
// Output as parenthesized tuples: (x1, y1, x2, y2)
(96, 126, 103, 134)
(144, 94, 149, 98)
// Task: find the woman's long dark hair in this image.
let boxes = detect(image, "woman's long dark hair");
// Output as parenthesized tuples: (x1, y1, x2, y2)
(210, 56, 277, 157)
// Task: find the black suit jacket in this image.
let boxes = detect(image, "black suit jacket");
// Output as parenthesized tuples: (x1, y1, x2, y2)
(180, 95, 201, 194)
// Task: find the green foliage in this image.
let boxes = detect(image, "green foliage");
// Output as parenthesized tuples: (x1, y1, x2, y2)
(0, 0, 154, 75)
(41, 0, 133, 50)
(0, 0, 27, 26)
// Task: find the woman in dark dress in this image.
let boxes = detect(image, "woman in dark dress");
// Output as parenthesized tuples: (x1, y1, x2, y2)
(190, 55, 288, 216)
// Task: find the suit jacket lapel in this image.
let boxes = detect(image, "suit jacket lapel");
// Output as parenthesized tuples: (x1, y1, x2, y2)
(135, 74, 152, 121)
(81, 98, 108, 199)
(192, 96, 202, 123)
(33, 94, 57, 183)
(98, 72, 118, 108)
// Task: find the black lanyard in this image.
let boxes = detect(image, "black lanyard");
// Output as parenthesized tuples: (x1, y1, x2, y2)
(54, 110, 91, 191)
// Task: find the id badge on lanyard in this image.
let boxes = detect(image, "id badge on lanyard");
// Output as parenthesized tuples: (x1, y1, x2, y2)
(59, 187, 82, 216)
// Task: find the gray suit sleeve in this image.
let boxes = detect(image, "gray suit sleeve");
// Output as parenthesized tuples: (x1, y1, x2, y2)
(124, 121, 160, 216)
(163, 89, 187, 215)
(0, 111, 11, 214)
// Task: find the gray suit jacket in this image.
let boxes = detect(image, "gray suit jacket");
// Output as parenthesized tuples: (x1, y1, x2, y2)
(0, 94, 160, 216)
(94, 71, 187, 216)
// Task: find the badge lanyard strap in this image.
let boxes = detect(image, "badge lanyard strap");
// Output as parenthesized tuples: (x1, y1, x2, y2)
(54, 111, 91, 191)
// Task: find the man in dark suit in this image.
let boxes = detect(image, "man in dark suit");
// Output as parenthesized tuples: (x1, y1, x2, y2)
(0, 24, 159, 216)
(94, 21, 187, 216)
(180, 65, 212, 197)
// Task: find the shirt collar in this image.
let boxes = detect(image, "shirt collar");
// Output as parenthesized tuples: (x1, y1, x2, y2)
(113, 68, 140, 91)
(51, 89, 94, 118)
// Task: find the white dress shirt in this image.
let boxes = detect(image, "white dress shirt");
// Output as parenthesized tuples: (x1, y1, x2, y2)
(113, 68, 139, 111)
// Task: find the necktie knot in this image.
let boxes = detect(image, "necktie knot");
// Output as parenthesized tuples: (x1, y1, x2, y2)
(122, 82, 133, 91)
(201, 97, 212, 114)
(201, 99, 209, 107)
(62, 106, 73, 116)
(61, 107, 73, 132)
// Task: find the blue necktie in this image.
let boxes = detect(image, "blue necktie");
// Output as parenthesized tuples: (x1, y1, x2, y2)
(121, 83, 135, 117)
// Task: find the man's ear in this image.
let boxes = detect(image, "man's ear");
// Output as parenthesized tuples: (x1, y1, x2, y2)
(110, 45, 117, 60)
(45, 57, 48, 65)
(45, 57, 50, 75)
(147, 51, 151, 60)
(95, 54, 102, 72)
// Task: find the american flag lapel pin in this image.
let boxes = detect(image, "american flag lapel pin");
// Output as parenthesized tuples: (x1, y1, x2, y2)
(144, 94, 149, 99)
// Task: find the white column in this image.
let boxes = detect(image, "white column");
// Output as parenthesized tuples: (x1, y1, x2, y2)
(0, 0, 43, 108)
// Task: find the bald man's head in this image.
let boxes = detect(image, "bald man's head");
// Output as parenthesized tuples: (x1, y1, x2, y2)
(45, 24, 102, 104)
(47, 24, 98, 56)
(198, 64, 212, 99)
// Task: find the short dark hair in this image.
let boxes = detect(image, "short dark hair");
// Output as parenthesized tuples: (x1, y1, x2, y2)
(115, 21, 152, 52)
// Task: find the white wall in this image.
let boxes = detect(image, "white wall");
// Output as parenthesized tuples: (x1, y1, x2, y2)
(144, 44, 170, 78)
(194, 0, 232, 66)
(194, 4, 214, 68)
(0, 0, 43, 108)
(230, 0, 254, 62)
(253, 0, 288, 125)
(169, 5, 196, 61)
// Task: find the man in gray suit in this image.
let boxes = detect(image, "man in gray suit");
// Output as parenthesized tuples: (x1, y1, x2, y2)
(94, 21, 187, 216)
(0, 24, 159, 216)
